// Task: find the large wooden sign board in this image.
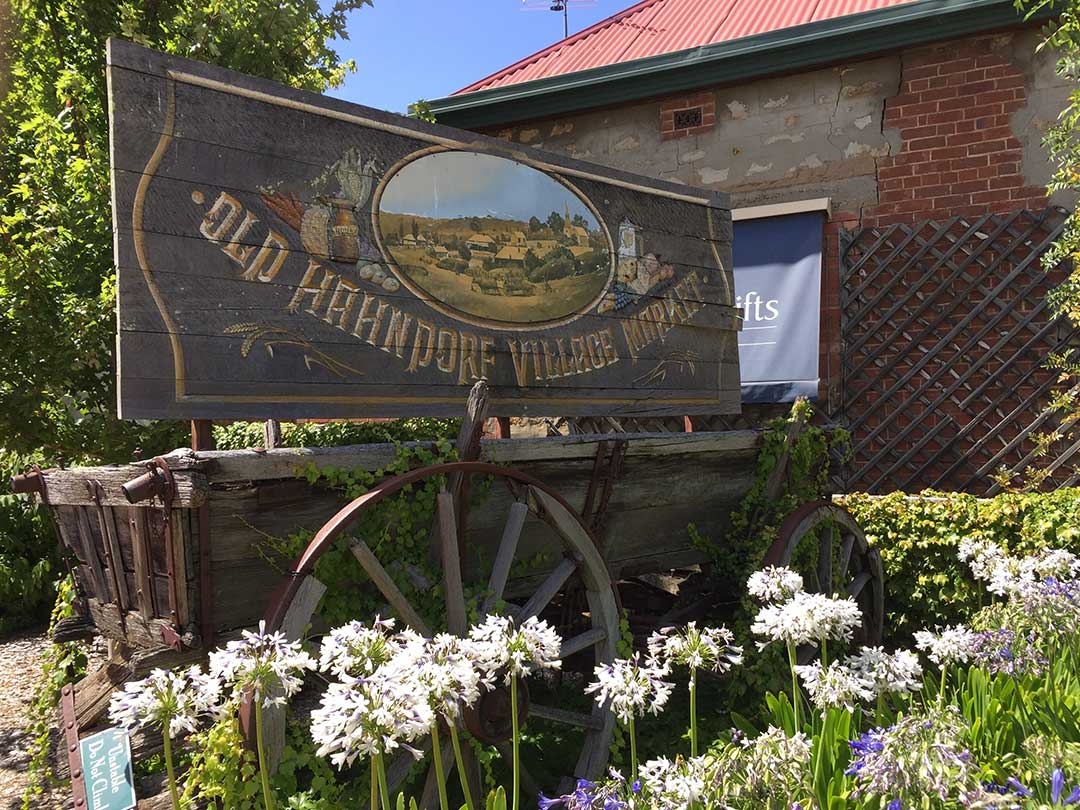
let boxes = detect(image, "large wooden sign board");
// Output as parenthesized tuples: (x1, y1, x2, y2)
(108, 40, 741, 419)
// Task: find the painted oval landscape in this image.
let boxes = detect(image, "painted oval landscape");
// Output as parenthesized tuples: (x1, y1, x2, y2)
(377, 150, 611, 326)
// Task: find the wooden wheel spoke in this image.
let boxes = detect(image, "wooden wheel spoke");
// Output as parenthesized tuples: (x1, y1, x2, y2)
(481, 491, 530, 616)
(846, 570, 872, 599)
(437, 489, 468, 635)
(349, 538, 432, 637)
(816, 526, 833, 594)
(529, 703, 604, 730)
(559, 627, 607, 658)
(519, 557, 579, 621)
(838, 532, 856, 580)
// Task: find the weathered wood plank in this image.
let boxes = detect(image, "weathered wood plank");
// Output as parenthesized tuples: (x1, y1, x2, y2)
(191, 430, 760, 484)
(36, 464, 208, 507)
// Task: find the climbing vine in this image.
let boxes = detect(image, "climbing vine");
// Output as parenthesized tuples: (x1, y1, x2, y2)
(21, 576, 88, 809)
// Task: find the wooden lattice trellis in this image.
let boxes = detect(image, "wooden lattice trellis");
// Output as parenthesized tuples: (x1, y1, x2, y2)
(838, 207, 1076, 494)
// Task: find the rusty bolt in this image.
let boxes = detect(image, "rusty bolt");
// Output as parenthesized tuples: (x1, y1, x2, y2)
(69, 744, 77, 752)
(72, 770, 81, 779)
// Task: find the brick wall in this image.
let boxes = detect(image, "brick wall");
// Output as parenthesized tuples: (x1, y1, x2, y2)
(864, 35, 1050, 228)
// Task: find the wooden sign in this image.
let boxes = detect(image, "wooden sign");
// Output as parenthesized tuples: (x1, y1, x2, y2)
(79, 727, 136, 810)
(108, 40, 740, 419)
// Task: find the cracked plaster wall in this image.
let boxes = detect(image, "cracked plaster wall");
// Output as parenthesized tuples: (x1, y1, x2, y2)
(491, 27, 1072, 216)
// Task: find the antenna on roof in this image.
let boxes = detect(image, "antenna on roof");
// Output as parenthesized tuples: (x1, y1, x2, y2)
(520, 0, 595, 40)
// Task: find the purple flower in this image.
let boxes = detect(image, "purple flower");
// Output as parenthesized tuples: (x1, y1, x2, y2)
(887, 800, 902, 810)
(538, 794, 563, 810)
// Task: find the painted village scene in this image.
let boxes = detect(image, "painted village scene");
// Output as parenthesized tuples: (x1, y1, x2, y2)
(377, 151, 613, 324)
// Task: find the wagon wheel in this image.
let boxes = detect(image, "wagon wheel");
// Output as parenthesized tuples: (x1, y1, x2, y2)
(763, 501, 884, 658)
(261, 461, 619, 805)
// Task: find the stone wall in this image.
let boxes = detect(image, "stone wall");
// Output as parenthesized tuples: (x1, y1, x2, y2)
(485, 27, 1071, 221)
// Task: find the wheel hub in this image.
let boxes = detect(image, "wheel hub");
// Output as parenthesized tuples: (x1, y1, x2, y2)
(462, 677, 530, 744)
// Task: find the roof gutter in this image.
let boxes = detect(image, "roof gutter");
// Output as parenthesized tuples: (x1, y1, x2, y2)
(429, 0, 1050, 130)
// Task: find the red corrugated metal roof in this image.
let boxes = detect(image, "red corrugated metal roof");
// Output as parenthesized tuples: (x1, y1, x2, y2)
(455, 0, 918, 94)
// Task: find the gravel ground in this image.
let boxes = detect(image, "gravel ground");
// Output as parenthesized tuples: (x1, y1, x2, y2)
(0, 631, 107, 810)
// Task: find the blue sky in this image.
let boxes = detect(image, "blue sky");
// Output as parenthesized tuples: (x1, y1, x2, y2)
(380, 151, 597, 223)
(327, 0, 622, 114)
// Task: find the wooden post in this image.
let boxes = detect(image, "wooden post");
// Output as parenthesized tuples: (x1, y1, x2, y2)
(190, 419, 215, 452)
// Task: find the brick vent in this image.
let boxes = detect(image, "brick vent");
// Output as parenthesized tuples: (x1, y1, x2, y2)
(660, 92, 715, 141)
(864, 34, 1048, 227)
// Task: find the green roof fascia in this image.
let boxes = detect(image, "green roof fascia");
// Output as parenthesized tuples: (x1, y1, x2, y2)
(429, 0, 1052, 130)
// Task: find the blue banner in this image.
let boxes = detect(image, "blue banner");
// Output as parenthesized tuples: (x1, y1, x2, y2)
(733, 211, 824, 403)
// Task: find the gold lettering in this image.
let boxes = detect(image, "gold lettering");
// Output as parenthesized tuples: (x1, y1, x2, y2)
(585, 334, 605, 369)
(621, 318, 645, 361)
(600, 328, 619, 365)
(480, 336, 497, 380)
(541, 340, 560, 380)
(556, 338, 575, 375)
(350, 294, 381, 343)
(381, 309, 414, 358)
(458, 332, 480, 385)
(323, 277, 359, 329)
(507, 340, 532, 387)
(287, 259, 333, 315)
(436, 328, 458, 374)
(367, 302, 390, 348)
(407, 319, 436, 372)
(221, 210, 259, 266)
(570, 336, 589, 374)
(243, 230, 290, 283)
(199, 192, 242, 242)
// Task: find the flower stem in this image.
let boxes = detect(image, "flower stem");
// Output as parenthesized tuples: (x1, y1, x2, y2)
(629, 716, 638, 782)
(431, 724, 450, 810)
(511, 676, 520, 810)
(689, 669, 698, 758)
(371, 758, 378, 810)
(820, 637, 828, 668)
(787, 640, 801, 732)
(162, 731, 181, 810)
(254, 700, 275, 810)
(938, 665, 948, 708)
(449, 723, 476, 810)
(375, 751, 391, 810)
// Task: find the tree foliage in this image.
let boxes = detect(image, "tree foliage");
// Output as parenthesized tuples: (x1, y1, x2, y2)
(0, 0, 367, 631)
(0, 0, 367, 466)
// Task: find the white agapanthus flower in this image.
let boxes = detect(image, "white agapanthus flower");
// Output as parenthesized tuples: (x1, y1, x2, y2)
(109, 666, 204, 739)
(585, 653, 674, 724)
(208, 620, 316, 707)
(747, 566, 805, 604)
(465, 614, 562, 685)
(309, 670, 434, 768)
(411, 633, 482, 722)
(914, 625, 979, 666)
(751, 591, 863, 649)
(795, 660, 874, 711)
(639, 755, 711, 810)
(318, 615, 402, 678)
(959, 539, 1080, 598)
(646, 622, 743, 676)
(845, 646, 923, 697)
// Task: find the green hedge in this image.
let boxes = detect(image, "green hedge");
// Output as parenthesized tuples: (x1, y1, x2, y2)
(840, 488, 1080, 644)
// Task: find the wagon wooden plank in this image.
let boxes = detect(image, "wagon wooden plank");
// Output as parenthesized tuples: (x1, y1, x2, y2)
(129, 508, 156, 620)
(37, 465, 208, 507)
(74, 507, 110, 603)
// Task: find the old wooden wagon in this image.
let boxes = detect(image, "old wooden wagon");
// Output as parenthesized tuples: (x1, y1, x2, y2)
(12, 40, 884, 806)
